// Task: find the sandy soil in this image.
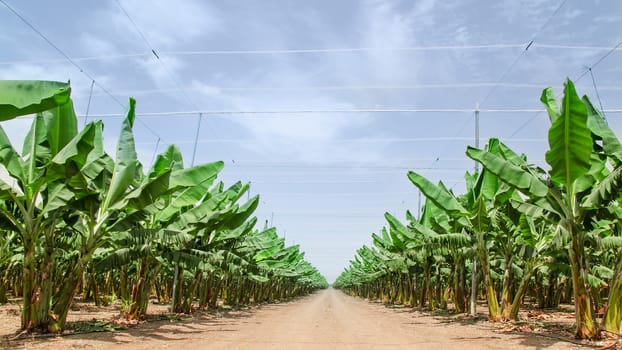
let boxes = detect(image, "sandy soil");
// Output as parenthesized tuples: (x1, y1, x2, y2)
(0, 288, 607, 349)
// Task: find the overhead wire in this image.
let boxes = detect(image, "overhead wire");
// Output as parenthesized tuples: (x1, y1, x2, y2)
(3, 1, 619, 192)
(159, 44, 526, 55)
(509, 38, 622, 137)
(2, 43, 621, 66)
(67, 83, 622, 101)
(159, 43, 621, 55)
(83, 79, 95, 127)
(112, 0, 277, 222)
(575, 39, 622, 81)
(412, 0, 570, 208)
(113, 0, 249, 194)
(588, 68, 606, 120)
(0, 0, 169, 144)
(149, 137, 548, 145)
(71, 107, 622, 118)
(114, 0, 198, 111)
(479, 0, 568, 108)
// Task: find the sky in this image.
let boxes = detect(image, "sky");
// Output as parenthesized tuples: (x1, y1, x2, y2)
(1, 0, 621, 283)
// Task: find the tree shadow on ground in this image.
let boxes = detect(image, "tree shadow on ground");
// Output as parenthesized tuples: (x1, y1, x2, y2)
(362, 298, 604, 349)
(1, 295, 315, 349)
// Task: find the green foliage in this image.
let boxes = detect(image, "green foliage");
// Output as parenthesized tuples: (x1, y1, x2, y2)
(0, 79, 327, 333)
(336, 79, 621, 340)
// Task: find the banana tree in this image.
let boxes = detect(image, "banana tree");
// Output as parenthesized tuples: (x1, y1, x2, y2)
(466, 79, 622, 339)
(506, 214, 555, 320)
(407, 173, 502, 319)
(410, 201, 471, 312)
(0, 80, 105, 332)
(596, 207, 622, 334)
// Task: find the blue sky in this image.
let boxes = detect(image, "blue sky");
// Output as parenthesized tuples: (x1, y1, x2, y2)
(1, 0, 621, 282)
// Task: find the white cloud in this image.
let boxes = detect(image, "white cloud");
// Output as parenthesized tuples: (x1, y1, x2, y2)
(0, 63, 69, 81)
(79, 32, 119, 57)
(109, 0, 222, 49)
(192, 79, 377, 163)
(497, 0, 554, 26)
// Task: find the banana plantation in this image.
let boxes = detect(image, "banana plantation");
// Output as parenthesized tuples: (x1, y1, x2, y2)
(335, 79, 622, 340)
(0, 80, 328, 333)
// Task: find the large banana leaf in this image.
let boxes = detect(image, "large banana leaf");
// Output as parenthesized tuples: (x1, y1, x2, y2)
(121, 168, 172, 211)
(384, 212, 414, 240)
(582, 166, 622, 209)
(407, 171, 469, 216)
(41, 182, 74, 215)
(220, 195, 259, 229)
(167, 191, 231, 230)
(43, 100, 78, 155)
(156, 183, 213, 222)
(540, 87, 560, 123)
(79, 121, 110, 181)
(22, 113, 49, 184)
(543, 79, 592, 188)
(0, 164, 23, 198)
(101, 98, 138, 212)
(584, 96, 622, 164)
(169, 160, 224, 188)
(0, 80, 71, 120)
(466, 145, 548, 197)
(150, 144, 184, 175)
(48, 122, 99, 187)
(212, 218, 257, 244)
(0, 126, 24, 181)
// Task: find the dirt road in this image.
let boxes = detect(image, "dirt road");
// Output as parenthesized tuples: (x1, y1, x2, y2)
(6, 288, 589, 350)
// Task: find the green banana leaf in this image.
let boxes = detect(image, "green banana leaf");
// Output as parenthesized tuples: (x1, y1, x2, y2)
(407, 171, 469, 216)
(101, 98, 138, 212)
(543, 79, 592, 188)
(0, 126, 24, 181)
(584, 96, 622, 164)
(540, 86, 560, 123)
(384, 212, 415, 240)
(0, 80, 71, 120)
(466, 145, 548, 197)
(43, 100, 78, 155)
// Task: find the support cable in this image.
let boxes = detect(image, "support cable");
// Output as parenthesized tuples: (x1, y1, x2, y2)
(509, 38, 622, 137)
(150, 137, 161, 166)
(72, 107, 622, 118)
(588, 68, 606, 121)
(2, 43, 622, 66)
(479, 0, 568, 107)
(114, 0, 244, 174)
(83, 79, 95, 127)
(0, 0, 168, 144)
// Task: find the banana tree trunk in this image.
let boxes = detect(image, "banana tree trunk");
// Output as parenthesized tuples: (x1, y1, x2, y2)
(21, 233, 55, 333)
(509, 260, 539, 320)
(477, 235, 501, 321)
(470, 258, 478, 316)
(603, 252, 622, 334)
(569, 228, 598, 339)
(420, 262, 430, 307)
(48, 251, 93, 333)
(0, 275, 6, 304)
(453, 254, 466, 313)
(501, 254, 514, 320)
(209, 276, 221, 309)
(171, 266, 184, 313)
(21, 235, 37, 331)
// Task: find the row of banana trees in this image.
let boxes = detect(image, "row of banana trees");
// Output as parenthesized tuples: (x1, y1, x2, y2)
(334, 79, 622, 340)
(0, 80, 327, 333)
